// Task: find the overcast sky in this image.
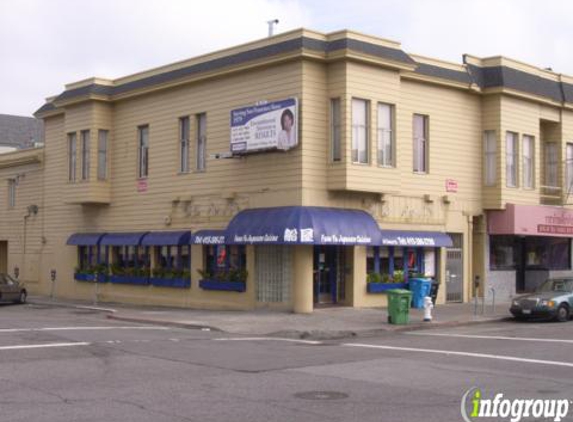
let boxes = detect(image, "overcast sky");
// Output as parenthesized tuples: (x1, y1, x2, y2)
(1, 0, 572, 116)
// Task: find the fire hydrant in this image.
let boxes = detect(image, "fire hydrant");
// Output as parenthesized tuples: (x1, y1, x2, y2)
(423, 296, 433, 322)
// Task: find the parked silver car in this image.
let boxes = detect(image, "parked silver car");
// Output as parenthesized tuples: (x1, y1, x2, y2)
(0, 273, 27, 304)
(510, 278, 573, 322)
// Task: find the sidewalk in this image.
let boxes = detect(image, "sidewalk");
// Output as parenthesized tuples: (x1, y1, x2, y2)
(29, 296, 512, 339)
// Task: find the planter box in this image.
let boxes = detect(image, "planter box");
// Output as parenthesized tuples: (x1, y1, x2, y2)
(367, 282, 408, 293)
(199, 279, 246, 292)
(74, 273, 95, 282)
(74, 273, 108, 283)
(150, 277, 191, 288)
(109, 275, 149, 286)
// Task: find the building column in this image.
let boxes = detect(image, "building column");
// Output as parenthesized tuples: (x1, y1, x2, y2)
(349, 246, 367, 307)
(293, 245, 313, 314)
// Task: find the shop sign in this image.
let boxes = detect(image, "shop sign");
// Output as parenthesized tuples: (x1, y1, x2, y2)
(382, 236, 437, 247)
(230, 98, 298, 154)
(193, 235, 225, 245)
(488, 204, 573, 238)
(446, 179, 458, 192)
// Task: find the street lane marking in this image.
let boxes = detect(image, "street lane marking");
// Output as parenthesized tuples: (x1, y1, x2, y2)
(406, 332, 573, 344)
(0, 342, 90, 351)
(0, 326, 170, 333)
(214, 337, 323, 345)
(343, 343, 573, 368)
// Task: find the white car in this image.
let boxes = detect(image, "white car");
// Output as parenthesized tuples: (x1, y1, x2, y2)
(0, 273, 27, 304)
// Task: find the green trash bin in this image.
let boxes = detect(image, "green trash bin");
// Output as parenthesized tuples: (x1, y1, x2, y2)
(387, 289, 412, 325)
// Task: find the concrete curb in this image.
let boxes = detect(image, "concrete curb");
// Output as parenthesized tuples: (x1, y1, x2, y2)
(106, 314, 222, 332)
(107, 312, 511, 339)
(28, 298, 117, 314)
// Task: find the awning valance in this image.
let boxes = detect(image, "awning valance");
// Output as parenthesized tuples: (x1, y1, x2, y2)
(225, 206, 381, 245)
(100, 232, 148, 246)
(66, 233, 106, 246)
(191, 230, 227, 245)
(141, 231, 191, 246)
(379, 230, 453, 248)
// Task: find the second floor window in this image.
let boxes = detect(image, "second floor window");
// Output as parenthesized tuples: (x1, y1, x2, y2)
(68, 132, 77, 182)
(330, 98, 341, 162)
(484, 130, 496, 186)
(81, 130, 90, 181)
(138, 125, 149, 179)
(180, 117, 190, 173)
(567, 143, 573, 195)
(98, 130, 108, 181)
(413, 114, 428, 173)
(196, 113, 206, 171)
(377, 103, 394, 167)
(544, 142, 558, 188)
(505, 132, 518, 187)
(351, 99, 368, 164)
(8, 179, 16, 208)
(522, 135, 534, 189)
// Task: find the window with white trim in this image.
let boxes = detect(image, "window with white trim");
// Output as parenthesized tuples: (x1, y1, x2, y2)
(196, 113, 206, 171)
(67, 132, 77, 182)
(522, 134, 534, 189)
(351, 99, 368, 164)
(377, 103, 394, 167)
(505, 132, 518, 187)
(138, 125, 149, 179)
(413, 114, 428, 173)
(7, 179, 16, 208)
(81, 130, 90, 181)
(566, 143, 573, 195)
(97, 130, 108, 181)
(330, 98, 341, 162)
(484, 130, 496, 186)
(179, 117, 190, 173)
(544, 142, 558, 188)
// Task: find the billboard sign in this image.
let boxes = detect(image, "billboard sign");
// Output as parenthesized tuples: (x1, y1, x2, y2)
(230, 98, 298, 154)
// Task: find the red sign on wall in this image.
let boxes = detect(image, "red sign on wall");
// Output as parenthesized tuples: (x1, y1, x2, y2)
(137, 179, 148, 193)
(445, 179, 458, 193)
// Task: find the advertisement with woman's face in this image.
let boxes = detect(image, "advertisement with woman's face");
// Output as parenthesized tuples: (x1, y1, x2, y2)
(230, 98, 298, 154)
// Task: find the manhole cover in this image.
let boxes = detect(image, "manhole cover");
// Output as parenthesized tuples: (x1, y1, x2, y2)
(294, 391, 349, 401)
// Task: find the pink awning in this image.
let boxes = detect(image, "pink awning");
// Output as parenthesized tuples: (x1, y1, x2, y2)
(488, 204, 573, 237)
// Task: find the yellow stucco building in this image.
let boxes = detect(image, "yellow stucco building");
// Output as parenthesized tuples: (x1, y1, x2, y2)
(2, 28, 573, 312)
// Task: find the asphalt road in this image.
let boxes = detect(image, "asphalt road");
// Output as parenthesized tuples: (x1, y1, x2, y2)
(1, 303, 572, 422)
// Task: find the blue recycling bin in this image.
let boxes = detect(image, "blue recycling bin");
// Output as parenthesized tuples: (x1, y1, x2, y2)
(408, 278, 432, 309)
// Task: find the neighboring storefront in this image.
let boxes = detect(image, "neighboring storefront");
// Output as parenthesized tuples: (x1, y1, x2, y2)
(487, 204, 573, 301)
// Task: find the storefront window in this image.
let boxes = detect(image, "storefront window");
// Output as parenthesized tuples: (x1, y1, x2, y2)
(78, 246, 98, 270)
(490, 236, 517, 270)
(524, 237, 570, 270)
(201, 245, 247, 281)
(367, 247, 435, 281)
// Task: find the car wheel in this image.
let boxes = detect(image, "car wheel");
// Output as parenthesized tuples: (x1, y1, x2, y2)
(17, 290, 26, 304)
(556, 304, 569, 322)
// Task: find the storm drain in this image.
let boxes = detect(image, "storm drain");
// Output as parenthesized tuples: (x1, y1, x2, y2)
(294, 391, 349, 401)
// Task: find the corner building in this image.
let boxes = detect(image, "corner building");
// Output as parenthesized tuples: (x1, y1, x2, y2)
(2, 28, 573, 312)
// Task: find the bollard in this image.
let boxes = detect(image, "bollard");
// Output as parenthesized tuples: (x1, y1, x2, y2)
(490, 287, 496, 314)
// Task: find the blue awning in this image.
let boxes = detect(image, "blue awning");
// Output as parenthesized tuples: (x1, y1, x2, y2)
(191, 230, 227, 245)
(100, 232, 149, 246)
(225, 206, 381, 245)
(379, 230, 453, 248)
(141, 231, 191, 246)
(66, 233, 106, 246)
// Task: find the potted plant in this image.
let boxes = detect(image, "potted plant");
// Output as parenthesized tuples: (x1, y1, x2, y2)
(199, 268, 248, 292)
(109, 264, 148, 285)
(366, 271, 408, 293)
(150, 267, 191, 288)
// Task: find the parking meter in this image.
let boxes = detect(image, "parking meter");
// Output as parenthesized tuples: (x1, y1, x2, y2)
(14, 266, 19, 279)
(50, 269, 56, 300)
